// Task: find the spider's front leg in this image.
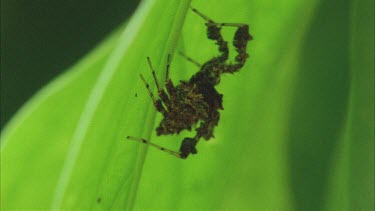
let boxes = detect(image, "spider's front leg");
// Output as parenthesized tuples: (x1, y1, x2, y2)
(191, 7, 229, 63)
(161, 54, 176, 97)
(141, 56, 176, 116)
(147, 56, 172, 107)
(191, 7, 253, 74)
(139, 74, 168, 116)
(221, 23, 253, 73)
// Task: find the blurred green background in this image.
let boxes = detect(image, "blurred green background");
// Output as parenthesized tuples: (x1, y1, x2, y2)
(1, 0, 140, 128)
(1, 0, 373, 210)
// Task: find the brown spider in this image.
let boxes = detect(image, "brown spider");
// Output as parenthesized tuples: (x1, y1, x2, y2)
(127, 7, 253, 159)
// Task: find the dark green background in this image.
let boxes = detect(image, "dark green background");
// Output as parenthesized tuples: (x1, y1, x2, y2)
(1, 0, 140, 128)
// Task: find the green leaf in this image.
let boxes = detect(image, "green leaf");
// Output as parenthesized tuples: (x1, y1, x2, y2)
(1, 0, 191, 209)
(1, 0, 373, 210)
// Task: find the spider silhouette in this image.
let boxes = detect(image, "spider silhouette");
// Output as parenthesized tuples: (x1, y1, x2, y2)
(127, 7, 253, 159)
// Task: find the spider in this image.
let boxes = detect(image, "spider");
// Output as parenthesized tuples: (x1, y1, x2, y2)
(127, 7, 253, 159)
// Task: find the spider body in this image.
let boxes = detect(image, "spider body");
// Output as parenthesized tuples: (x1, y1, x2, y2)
(127, 8, 252, 159)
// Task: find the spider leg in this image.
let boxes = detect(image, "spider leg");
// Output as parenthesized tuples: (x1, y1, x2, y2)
(178, 51, 202, 67)
(177, 110, 221, 159)
(190, 7, 214, 22)
(165, 54, 171, 80)
(147, 57, 171, 107)
(179, 137, 199, 159)
(221, 23, 252, 73)
(163, 55, 178, 98)
(165, 79, 176, 96)
(127, 136, 184, 159)
(191, 7, 252, 74)
(191, 7, 229, 63)
(139, 74, 167, 116)
(147, 57, 161, 91)
(197, 110, 220, 140)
